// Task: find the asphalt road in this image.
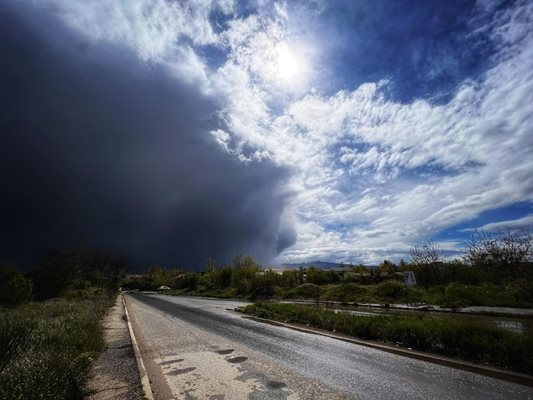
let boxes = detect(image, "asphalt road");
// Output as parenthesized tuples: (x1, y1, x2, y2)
(125, 293, 533, 400)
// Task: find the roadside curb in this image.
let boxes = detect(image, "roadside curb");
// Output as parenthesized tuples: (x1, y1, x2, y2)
(241, 314, 533, 388)
(123, 295, 155, 400)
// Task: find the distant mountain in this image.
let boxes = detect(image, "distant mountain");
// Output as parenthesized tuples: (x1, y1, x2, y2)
(277, 261, 341, 269)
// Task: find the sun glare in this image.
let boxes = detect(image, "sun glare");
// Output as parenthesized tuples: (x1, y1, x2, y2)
(276, 45, 299, 80)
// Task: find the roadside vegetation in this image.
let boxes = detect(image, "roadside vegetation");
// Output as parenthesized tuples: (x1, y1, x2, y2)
(242, 302, 533, 374)
(0, 248, 124, 400)
(120, 229, 533, 373)
(124, 229, 533, 309)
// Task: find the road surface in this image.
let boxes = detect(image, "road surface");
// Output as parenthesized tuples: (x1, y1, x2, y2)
(124, 293, 533, 400)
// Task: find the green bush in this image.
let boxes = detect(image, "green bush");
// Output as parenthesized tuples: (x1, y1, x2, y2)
(280, 270, 301, 288)
(443, 283, 533, 308)
(218, 266, 234, 288)
(243, 302, 533, 374)
(321, 284, 367, 302)
(249, 270, 282, 299)
(285, 283, 320, 300)
(175, 272, 200, 290)
(0, 269, 33, 307)
(232, 259, 261, 295)
(513, 280, 533, 307)
(306, 267, 340, 285)
(199, 272, 217, 290)
(374, 281, 408, 302)
(62, 288, 98, 301)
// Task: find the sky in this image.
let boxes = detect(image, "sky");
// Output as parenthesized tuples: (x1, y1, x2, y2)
(0, 0, 532, 269)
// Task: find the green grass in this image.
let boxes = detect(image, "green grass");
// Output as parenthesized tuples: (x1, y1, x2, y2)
(167, 287, 238, 298)
(161, 271, 533, 309)
(283, 281, 533, 308)
(243, 302, 533, 374)
(0, 295, 114, 400)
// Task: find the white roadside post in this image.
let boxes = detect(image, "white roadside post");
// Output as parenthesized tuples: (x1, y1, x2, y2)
(403, 271, 417, 287)
(403, 271, 417, 305)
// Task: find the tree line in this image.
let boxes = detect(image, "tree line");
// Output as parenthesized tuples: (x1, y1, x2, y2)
(123, 229, 532, 303)
(2, 228, 531, 307)
(0, 248, 126, 307)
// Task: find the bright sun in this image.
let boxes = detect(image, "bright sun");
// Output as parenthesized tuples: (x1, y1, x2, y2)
(276, 44, 299, 80)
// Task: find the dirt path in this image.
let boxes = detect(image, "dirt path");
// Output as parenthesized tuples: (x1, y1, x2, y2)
(85, 295, 145, 400)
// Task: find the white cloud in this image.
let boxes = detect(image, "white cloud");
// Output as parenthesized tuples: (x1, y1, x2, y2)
(461, 214, 533, 233)
(24, 0, 533, 264)
(33, 0, 235, 86)
(267, 0, 533, 263)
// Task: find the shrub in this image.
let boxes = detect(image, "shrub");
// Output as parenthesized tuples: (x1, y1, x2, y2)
(294, 283, 320, 300)
(181, 272, 200, 290)
(443, 283, 533, 308)
(306, 267, 340, 285)
(218, 266, 234, 288)
(250, 270, 282, 299)
(321, 284, 367, 302)
(243, 302, 533, 374)
(374, 281, 408, 302)
(281, 270, 300, 288)
(199, 272, 217, 290)
(0, 269, 33, 307)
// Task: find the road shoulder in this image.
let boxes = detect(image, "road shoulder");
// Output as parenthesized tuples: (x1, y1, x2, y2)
(84, 295, 145, 400)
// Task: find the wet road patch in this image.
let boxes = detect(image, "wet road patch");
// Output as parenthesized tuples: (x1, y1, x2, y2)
(165, 366, 197, 375)
(216, 349, 235, 355)
(160, 358, 184, 366)
(227, 356, 248, 363)
(266, 380, 286, 389)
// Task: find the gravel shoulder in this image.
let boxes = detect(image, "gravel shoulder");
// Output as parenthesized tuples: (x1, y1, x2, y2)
(84, 295, 145, 400)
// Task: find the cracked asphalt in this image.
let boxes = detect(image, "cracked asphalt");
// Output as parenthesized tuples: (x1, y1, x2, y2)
(124, 293, 533, 400)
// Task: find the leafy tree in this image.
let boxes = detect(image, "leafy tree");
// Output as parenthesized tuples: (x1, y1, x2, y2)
(306, 267, 326, 285)
(175, 272, 200, 290)
(281, 270, 299, 288)
(183, 272, 200, 290)
(250, 270, 281, 299)
(351, 263, 369, 273)
(232, 254, 243, 269)
(326, 270, 341, 284)
(28, 248, 127, 299)
(205, 257, 216, 273)
(377, 260, 396, 274)
(218, 265, 233, 288)
(28, 249, 76, 300)
(306, 267, 340, 285)
(199, 271, 217, 290)
(232, 256, 261, 294)
(0, 268, 32, 307)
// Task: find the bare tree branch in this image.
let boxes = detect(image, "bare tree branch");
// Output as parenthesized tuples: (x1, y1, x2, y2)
(410, 241, 443, 264)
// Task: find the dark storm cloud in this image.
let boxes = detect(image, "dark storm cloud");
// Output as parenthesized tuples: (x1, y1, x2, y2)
(0, 3, 295, 270)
